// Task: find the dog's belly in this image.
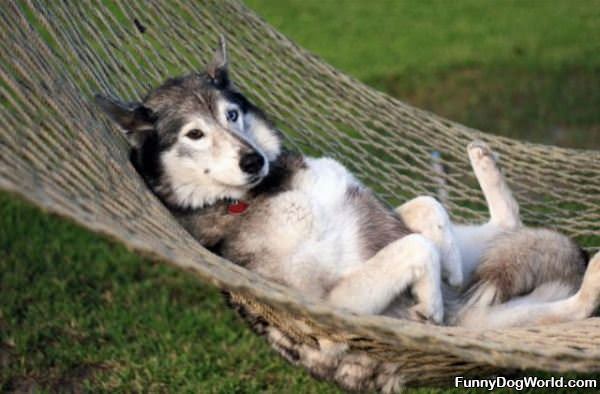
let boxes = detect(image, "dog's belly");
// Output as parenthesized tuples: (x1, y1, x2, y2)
(250, 157, 366, 295)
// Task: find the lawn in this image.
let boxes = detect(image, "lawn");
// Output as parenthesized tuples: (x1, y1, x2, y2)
(2, 1, 600, 393)
(248, 0, 600, 149)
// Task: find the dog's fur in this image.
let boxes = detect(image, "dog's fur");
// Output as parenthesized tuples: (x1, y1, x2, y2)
(96, 38, 600, 391)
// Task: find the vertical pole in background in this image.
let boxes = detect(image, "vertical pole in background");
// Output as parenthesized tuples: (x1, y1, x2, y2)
(431, 150, 448, 206)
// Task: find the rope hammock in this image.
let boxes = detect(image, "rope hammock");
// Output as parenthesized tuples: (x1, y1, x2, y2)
(2, 1, 600, 390)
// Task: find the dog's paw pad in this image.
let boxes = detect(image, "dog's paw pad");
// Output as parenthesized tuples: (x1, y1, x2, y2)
(467, 140, 495, 161)
(467, 140, 502, 181)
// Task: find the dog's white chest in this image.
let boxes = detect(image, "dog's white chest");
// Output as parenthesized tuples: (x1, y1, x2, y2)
(256, 157, 364, 292)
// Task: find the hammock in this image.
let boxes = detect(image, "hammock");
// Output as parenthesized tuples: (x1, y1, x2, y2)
(1, 1, 599, 390)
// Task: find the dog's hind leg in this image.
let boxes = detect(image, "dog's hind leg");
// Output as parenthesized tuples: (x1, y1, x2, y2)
(450, 141, 524, 280)
(468, 140, 521, 229)
(327, 234, 443, 324)
(456, 251, 600, 329)
(396, 196, 463, 288)
(396, 141, 520, 289)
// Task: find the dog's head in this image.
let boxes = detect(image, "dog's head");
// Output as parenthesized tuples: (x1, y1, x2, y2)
(95, 37, 282, 208)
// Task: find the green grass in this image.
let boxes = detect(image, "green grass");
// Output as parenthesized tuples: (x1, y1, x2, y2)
(248, 0, 600, 149)
(2, 1, 600, 392)
(247, 0, 600, 78)
(0, 193, 338, 393)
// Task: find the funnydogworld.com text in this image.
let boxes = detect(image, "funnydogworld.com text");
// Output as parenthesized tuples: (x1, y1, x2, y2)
(455, 376, 597, 391)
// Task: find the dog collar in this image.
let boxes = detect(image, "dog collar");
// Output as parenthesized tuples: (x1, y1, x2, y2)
(227, 200, 249, 215)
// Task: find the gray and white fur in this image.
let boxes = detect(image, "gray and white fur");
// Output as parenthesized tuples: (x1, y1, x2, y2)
(96, 38, 600, 392)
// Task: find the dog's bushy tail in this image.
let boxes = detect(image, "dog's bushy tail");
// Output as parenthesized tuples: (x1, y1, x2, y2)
(457, 228, 587, 317)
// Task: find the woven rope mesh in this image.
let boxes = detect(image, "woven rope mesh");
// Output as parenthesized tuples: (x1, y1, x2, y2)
(2, 0, 600, 386)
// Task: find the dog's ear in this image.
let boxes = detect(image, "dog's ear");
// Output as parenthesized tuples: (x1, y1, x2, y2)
(94, 94, 156, 147)
(206, 35, 229, 88)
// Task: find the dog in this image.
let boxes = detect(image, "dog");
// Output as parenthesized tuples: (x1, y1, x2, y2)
(95, 38, 600, 330)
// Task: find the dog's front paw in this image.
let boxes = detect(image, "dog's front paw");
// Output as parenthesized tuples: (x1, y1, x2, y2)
(407, 295, 443, 325)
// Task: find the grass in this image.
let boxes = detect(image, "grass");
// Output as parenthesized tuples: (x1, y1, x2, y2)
(247, 0, 600, 149)
(247, 0, 600, 77)
(0, 193, 338, 393)
(2, 0, 600, 392)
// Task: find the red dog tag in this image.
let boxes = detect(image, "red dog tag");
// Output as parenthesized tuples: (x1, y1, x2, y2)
(228, 200, 249, 215)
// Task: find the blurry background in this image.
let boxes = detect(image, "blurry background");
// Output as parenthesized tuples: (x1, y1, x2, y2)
(1, 1, 599, 392)
(250, 0, 600, 149)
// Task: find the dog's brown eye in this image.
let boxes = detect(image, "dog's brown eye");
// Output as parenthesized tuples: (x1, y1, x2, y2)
(186, 129, 204, 140)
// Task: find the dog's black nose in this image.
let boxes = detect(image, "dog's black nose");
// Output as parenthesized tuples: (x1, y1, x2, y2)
(239, 152, 265, 175)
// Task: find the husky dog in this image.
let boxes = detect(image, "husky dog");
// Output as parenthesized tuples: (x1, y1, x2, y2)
(95, 38, 600, 331)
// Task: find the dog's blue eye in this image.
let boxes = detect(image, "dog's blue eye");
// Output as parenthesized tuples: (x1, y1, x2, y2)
(226, 109, 239, 122)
